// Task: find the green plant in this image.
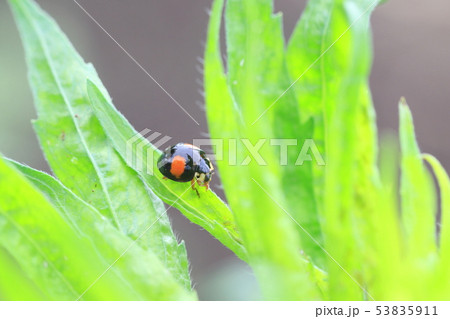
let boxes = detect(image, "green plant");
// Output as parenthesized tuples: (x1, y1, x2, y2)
(0, 0, 448, 301)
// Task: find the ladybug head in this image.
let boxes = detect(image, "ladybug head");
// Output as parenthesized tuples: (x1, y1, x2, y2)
(194, 170, 212, 185)
(195, 158, 214, 186)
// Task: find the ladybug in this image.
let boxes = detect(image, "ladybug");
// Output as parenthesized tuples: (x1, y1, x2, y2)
(157, 143, 214, 196)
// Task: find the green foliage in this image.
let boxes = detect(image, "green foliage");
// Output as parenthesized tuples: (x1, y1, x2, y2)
(3, 0, 194, 300)
(1, 0, 449, 301)
(204, 0, 450, 301)
(0, 157, 195, 300)
(205, 0, 323, 300)
(86, 82, 246, 260)
(8, 0, 191, 289)
(286, 0, 381, 300)
(0, 247, 47, 300)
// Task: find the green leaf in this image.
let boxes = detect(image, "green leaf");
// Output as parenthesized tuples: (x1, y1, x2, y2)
(86, 80, 247, 261)
(0, 157, 195, 300)
(205, 0, 322, 300)
(286, 0, 333, 224)
(423, 154, 450, 254)
(287, 0, 382, 300)
(225, 0, 325, 267)
(422, 154, 450, 297)
(399, 100, 437, 258)
(365, 136, 405, 299)
(0, 247, 47, 300)
(8, 0, 190, 288)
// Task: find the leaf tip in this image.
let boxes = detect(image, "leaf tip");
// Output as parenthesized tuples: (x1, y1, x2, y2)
(398, 97, 413, 123)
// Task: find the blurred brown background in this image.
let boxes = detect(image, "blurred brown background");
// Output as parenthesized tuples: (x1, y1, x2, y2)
(0, 0, 449, 300)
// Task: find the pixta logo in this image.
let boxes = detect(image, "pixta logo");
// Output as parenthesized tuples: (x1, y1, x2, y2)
(126, 130, 325, 175)
(126, 129, 172, 174)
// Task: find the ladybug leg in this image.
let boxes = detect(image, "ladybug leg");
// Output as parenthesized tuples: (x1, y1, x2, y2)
(191, 179, 200, 198)
(162, 176, 168, 180)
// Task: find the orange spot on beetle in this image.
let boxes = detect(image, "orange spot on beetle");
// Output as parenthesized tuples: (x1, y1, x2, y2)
(170, 155, 185, 179)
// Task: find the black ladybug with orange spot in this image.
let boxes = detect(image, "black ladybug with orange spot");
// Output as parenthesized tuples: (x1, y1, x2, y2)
(157, 143, 214, 195)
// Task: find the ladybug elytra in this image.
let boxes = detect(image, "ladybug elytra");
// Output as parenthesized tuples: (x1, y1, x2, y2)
(157, 143, 214, 195)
